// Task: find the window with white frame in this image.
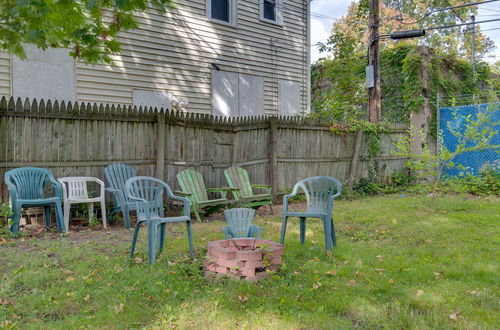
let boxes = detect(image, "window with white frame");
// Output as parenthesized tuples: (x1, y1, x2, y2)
(261, 0, 283, 25)
(207, 0, 237, 26)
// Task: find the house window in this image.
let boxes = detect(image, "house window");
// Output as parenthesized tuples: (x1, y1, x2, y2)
(207, 0, 237, 26)
(261, 0, 283, 25)
(279, 79, 301, 116)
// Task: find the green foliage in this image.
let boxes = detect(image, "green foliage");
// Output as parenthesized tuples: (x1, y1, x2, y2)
(0, 202, 14, 227)
(0, 0, 174, 64)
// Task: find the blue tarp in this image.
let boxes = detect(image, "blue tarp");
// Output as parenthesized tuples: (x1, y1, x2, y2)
(439, 103, 500, 177)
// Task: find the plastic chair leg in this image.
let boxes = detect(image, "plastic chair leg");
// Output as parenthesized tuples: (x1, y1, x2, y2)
(100, 201, 107, 228)
(330, 218, 337, 247)
(186, 221, 194, 258)
(88, 202, 94, 224)
(280, 216, 288, 244)
(130, 224, 141, 257)
(54, 201, 65, 232)
(63, 202, 71, 230)
(122, 206, 131, 229)
(194, 209, 201, 223)
(299, 217, 306, 245)
(158, 223, 166, 253)
(44, 205, 52, 229)
(323, 216, 333, 251)
(147, 222, 157, 264)
(10, 204, 22, 233)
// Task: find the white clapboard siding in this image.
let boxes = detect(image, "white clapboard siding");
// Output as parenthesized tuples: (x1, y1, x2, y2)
(1, 0, 309, 115)
(0, 51, 10, 96)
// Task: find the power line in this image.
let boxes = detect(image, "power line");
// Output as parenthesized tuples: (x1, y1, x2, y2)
(392, 0, 500, 25)
(425, 17, 500, 31)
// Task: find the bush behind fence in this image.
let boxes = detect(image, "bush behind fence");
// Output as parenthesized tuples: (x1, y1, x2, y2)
(0, 97, 409, 202)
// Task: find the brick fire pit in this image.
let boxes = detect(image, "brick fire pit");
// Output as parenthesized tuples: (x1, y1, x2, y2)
(204, 239, 283, 281)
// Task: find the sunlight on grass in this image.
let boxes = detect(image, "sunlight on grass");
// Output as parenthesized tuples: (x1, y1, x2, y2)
(0, 195, 498, 328)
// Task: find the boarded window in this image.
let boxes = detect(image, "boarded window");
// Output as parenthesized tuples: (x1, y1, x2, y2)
(12, 44, 76, 102)
(132, 89, 172, 111)
(212, 71, 264, 117)
(279, 80, 301, 116)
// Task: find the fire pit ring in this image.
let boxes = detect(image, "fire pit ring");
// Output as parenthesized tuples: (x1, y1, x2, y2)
(204, 238, 283, 281)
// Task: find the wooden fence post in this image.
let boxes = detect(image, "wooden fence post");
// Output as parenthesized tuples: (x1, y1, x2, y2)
(268, 117, 278, 203)
(348, 130, 363, 189)
(156, 113, 165, 179)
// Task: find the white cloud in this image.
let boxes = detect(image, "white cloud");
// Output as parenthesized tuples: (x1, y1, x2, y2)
(309, 0, 352, 63)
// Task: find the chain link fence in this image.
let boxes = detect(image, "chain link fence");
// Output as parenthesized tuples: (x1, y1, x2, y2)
(438, 94, 500, 177)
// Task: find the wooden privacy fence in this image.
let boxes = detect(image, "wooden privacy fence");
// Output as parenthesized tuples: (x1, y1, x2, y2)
(0, 97, 409, 202)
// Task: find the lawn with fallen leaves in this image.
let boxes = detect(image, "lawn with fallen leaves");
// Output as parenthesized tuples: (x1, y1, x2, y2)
(0, 194, 499, 329)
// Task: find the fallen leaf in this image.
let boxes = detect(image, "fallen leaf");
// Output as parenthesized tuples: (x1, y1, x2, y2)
(388, 279, 395, 284)
(467, 290, 477, 295)
(0, 298, 10, 305)
(84, 294, 90, 302)
(311, 240, 318, 244)
(134, 257, 143, 264)
(449, 309, 461, 321)
(66, 292, 73, 297)
(0, 238, 7, 244)
(63, 269, 74, 275)
(313, 257, 321, 262)
(66, 276, 75, 282)
(169, 324, 177, 329)
(375, 268, 385, 273)
(376, 255, 383, 259)
(114, 303, 124, 313)
(293, 271, 301, 275)
(238, 294, 248, 303)
(416, 290, 424, 298)
(425, 239, 432, 244)
(125, 286, 137, 291)
(355, 270, 362, 278)
(325, 270, 337, 276)
(392, 218, 398, 224)
(115, 266, 124, 273)
(312, 282, 322, 289)
(326, 250, 332, 258)
(347, 280, 357, 287)
(164, 289, 171, 293)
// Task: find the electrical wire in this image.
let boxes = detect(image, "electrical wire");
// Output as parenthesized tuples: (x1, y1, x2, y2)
(391, 0, 500, 25)
(425, 17, 500, 31)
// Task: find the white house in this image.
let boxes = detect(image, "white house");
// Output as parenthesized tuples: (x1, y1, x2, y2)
(0, 0, 311, 117)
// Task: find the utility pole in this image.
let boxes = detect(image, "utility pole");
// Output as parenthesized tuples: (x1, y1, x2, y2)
(471, 15, 476, 77)
(368, 0, 381, 123)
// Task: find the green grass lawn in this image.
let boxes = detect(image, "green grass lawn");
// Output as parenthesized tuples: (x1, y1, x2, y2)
(0, 195, 499, 329)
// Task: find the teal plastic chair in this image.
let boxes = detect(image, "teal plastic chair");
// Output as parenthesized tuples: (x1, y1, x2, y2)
(280, 176, 342, 251)
(222, 208, 263, 239)
(104, 163, 138, 229)
(125, 176, 194, 264)
(4, 167, 65, 233)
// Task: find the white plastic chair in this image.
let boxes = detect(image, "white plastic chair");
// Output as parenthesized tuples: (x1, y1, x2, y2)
(57, 177, 107, 230)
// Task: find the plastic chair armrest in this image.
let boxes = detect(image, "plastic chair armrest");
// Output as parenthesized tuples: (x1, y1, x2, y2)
(174, 190, 192, 197)
(106, 188, 126, 207)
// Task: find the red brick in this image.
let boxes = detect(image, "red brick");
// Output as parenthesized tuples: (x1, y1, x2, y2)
(244, 260, 264, 269)
(210, 247, 236, 259)
(218, 258, 244, 269)
(242, 267, 256, 277)
(236, 250, 262, 261)
(216, 266, 230, 274)
(207, 240, 229, 249)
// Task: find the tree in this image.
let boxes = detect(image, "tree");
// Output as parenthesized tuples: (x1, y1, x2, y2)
(0, 0, 174, 64)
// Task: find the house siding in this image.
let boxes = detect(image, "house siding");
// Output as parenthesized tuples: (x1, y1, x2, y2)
(1, 0, 309, 115)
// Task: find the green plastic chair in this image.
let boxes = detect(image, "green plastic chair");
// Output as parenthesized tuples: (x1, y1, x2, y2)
(222, 208, 263, 239)
(280, 176, 342, 251)
(223, 166, 274, 214)
(4, 167, 65, 233)
(104, 163, 138, 229)
(176, 169, 231, 222)
(125, 176, 194, 264)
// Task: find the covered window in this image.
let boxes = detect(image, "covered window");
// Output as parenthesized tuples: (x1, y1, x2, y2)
(207, 0, 237, 26)
(261, 0, 283, 25)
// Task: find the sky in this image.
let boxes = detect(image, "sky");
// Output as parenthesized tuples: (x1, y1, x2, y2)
(310, 0, 500, 64)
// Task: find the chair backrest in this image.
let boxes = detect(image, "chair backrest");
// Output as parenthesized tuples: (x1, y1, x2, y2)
(224, 166, 253, 200)
(125, 177, 166, 220)
(295, 176, 342, 212)
(176, 169, 208, 203)
(58, 177, 104, 200)
(104, 163, 137, 203)
(4, 167, 53, 199)
(224, 208, 256, 238)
